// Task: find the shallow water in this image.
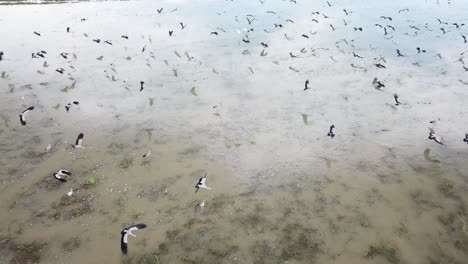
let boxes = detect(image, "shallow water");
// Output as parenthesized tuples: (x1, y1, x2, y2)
(0, 0, 468, 263)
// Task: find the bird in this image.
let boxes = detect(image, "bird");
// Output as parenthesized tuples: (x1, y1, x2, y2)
(121, 224, 147, 255)
(60, 52, 69, 59)
(0, 51, 4, 61)
(428, 127, 443, 145)
(180, 22, 187, 29)
(93, 38, 101, 43)
(104, 40, 113, 45)
(354, 27, 363, 31)
(210, 31, 218, 35)
(156, 8, 163, 13)
(398, 8, 409, 13)
(353, 52, 363, 58)
(260, 42, 268, 48)
(45, 144, 51, 151)
(65, 101, 79, 112)
(140, 81, 145, 92)
(19, 106, 34, 126)
(375, 63, 386, 69)
(372, 77, 385, 90)
(463, 134, 468, 144)
(393, 94, 402, 106)
(246, 17, 255, 25)
(121, 35, 128, 39)
(327, 125, 335, 138)
(66, 27, 70, 33)
(67, 189, 73, 196)
(168, 31, 173, 36)
(33, 31, 41, 36)
(396, 49, 404, 57)
(143, 150, 151, 158)
(56, 68, 65, 74)
(195, 175, 211, 192)
(53, 170, 71, 182)
(416, 47, 426, 53)
(197, 200, 206, 208)
(304, 80, 310, 91)
(72, 133, 84, 149)
(380, 16, 392, 21)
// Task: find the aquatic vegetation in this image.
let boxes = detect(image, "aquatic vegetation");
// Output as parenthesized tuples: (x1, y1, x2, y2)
(86, 177, 97, 185)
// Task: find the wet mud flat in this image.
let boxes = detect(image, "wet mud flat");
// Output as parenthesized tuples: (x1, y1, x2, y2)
(0, 0, 468, 263)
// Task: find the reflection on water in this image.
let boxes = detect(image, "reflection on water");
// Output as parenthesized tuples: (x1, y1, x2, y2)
(0, 0, 468, 263)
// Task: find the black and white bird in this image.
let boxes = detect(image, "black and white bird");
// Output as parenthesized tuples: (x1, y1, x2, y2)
(0, 51, 4, 61)
(53, 170, 71, 182)
(65, 101, 79, 112)
(19, 106, 34, 126)
(463, 134, 468, 144)
(121, 224, 147, 255)
(195, 175, 211, 192)
(327, 125, 335, 138)
(428, 127, 443, 145)
(140, 81, 145, 92)
(143, 150, 151, 158)
(72, 133, 84, 149)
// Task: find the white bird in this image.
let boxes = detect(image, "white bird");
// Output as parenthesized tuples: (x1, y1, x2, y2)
(121, 224, 147, 254)
(19, 106, 34, 126)
(53, 170, 72, 182)
(428, 127, 443, 145)
(67, 189, 73, 196)
(195, 175, 211, 192)
(72, 133, 84, 149)
(45, 144, 51, 151)
(197, 200, 206, 208)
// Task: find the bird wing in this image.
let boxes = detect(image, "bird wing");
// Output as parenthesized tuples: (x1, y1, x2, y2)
(121, 232, 128, 254)
(76, 133, 84, 145)
(129, 223, 147, 230)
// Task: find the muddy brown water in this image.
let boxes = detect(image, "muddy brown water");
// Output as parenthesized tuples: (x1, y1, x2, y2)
(0, 0, 468, 263)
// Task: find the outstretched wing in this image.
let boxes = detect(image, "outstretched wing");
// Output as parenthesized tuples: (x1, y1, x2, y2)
(129, 223, 147, 230)
(121, 232, 128, 254)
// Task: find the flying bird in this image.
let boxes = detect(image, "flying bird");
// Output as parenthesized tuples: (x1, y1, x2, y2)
(72, 133, 84, 149)
(304, 80, 310, 91)
(428, 127, 443, 145)
(393, 94, 402, 106)
(372, 77, 385, 90)
(140, 81, 145, 92)
(157, 8, 163, 13)
(180, 22, 187, 29)
(121, 224, 147, 254)
(327, 125, 335, 138)
(463, 134, 468, 144)
(53, 170, 71, 182)
(195, 175, 211, 192)
(19, 106, 34, 126)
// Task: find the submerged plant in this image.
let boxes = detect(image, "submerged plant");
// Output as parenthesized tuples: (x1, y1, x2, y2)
(86, 177, 97, 185)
